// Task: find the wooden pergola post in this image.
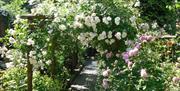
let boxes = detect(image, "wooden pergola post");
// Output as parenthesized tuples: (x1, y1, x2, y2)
(20, 14, 54, 91)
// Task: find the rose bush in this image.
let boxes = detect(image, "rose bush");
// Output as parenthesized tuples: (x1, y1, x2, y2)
(0, 0, 179, 90)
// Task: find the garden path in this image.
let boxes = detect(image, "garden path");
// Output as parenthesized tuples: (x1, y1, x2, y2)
(70, 60, 98, 91)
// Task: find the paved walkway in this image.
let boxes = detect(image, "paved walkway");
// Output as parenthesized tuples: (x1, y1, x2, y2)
(70, 60, 98, 91)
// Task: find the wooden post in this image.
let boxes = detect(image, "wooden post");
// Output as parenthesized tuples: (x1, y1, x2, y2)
(20, 14, 54, 91)
(27, 19, 33, 91)
(27, 50, 33, 91)
(50, 35, 57, 79)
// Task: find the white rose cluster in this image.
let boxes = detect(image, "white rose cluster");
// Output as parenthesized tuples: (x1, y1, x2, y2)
(78, 32, 97, 46)
(5, 49, 23, 62)
(102, 16, 112, 25)
(0, 46, 8, 57)
(139, 23, 149, 30)
(84, 13, 101, 31)
(98, 31, 106, 40)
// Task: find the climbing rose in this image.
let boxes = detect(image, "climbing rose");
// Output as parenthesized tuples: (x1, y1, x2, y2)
(135, 43, 141, 49)
(127, 61, 133, 69)
(134, 0, 140, 7)
(128, 47, 139, 57)
(106, 52, 113, 59)
(121, 32, 127, 38)
(122, 52, 129, 63)
(107, 16, 112, 21)
(115, 17, 120, 25)
(152, 22, 158, 29)
(172, 77, 180, 83)
(175, 63, 180, 68)
(102, 79, 109, 89)
(8, 29, 16, 35)
(98, 31, 106, 40)
(9, 37, 16, 44)
(102, 17, 109, 25)
(177, 57, 180, 61)
(129, 16, 136, 23)
(73, 21, 83, 29)
(140, 69, 148, 78)
(108, 31, 113, 38)
(115, 32, 121, 40)
(102, 68, 111, 77)
(139, 35, 153, 42)
(27, 38, 35, 46)
(59, 24, 66, 31)
(46, 60, 52, 65)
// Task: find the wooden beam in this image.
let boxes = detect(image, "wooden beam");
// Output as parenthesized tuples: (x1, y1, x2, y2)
(20, 14, 54, 20)
(160, 35, 177, 39)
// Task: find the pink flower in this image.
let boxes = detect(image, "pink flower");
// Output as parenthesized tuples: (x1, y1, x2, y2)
(106, 52, 113, 59)
(102, 68, 111, 77)
(135, 43, 141, 49)
(127, 61, 133, 69)
(139, 35, 153, 42)
(122, 52, 129, 62)
(102, 79, 109, 89)
(172, 77, 180, 83)
(140, 69, 148, 78)
(128, 48, 139, 57)
(146, 35, 153, 41)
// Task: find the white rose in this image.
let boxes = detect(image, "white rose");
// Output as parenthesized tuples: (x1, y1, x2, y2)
(134, 0, 140, 7)
(152, 22, 158, 29)
(27, 38, 35, 46)
(122, 32, 127, 38)
(140, 69, 148, 78)
(85, 16, 91, 27)
(73, 21, 83, 29)
(48, 29, 53, 34)
(108, 31, 112, 38)
(115, 32, 121, 40)
(129, 16, 136, 23)
(29, 51, 36, 57)
(59, 24, 67, 31)
(98, 31, 106, 40)
(103, 17, 109, 25)
(107, 16, 112, 21)
(102, 69, 111, 77)
(102, 79, 109, 89)
(109, 39, 115, 45)
(42, 51, 47, 56)
(115, 17, 120, 25)
(8, 29, 16, 35)
(94, 16, 101, 24)
(9, 37, 16, 44)
(105, 39, 109, 44)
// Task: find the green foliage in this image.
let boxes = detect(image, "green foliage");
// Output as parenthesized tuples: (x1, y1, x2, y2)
(138, 0, 177, 34)
(1, 0, 27, 16)
(1, 67, 63, 91)
(2, 67, 27, 91)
